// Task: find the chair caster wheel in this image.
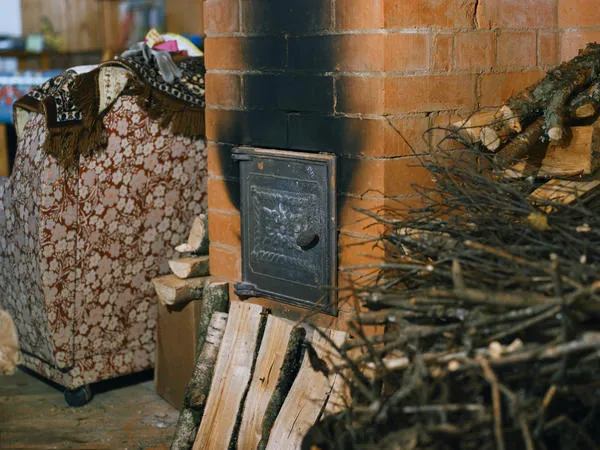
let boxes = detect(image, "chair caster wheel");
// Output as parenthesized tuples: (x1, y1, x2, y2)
(64, 384, 93, 407)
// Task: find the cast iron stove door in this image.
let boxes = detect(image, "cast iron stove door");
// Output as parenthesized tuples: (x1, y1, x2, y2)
(232, 147, 337, 315)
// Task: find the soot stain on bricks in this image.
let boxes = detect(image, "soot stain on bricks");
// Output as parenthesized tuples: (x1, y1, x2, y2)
(213, 0, 366, 214)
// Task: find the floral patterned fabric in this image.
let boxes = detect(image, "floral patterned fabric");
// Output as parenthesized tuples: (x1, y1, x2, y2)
(0, 95, 207, 389)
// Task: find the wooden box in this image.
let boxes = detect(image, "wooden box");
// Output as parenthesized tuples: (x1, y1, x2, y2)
(155, 299, 202, 409)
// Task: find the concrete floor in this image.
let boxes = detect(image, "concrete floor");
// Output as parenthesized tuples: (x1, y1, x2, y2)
(0, 367, 179, 449)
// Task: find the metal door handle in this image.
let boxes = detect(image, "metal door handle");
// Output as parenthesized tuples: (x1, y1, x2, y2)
(297, 231, 319, 250)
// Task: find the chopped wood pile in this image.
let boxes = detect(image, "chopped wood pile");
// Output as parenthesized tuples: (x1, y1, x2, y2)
(303, 44, 600, 450)
(165, 217, 347, 450)
(171, 300, 346, 450)
(153, 214, 210, 307)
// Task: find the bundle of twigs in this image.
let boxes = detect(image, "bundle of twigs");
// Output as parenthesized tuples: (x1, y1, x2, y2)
(303, 141, 600, 449)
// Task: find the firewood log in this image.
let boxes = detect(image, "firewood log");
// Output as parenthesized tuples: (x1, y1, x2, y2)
(168, 256, 210, 279)
(568, 83, 600, 119)
(171, 311, 229, 450)
(495, 117, 546, 165)
(0, 308, 19, 375)
(152, 275, 207, 306)
(505, 43, 600, 141)
(538, 122, 600, 178)
(175, 214, 209, 255)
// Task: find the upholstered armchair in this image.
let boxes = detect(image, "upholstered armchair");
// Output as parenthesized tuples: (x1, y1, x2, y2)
(0, 77, 207, 404)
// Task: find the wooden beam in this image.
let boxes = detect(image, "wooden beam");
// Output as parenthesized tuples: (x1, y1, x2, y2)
(265, 329, 346, 450)
(168, 256, 210, 279)
(193, 301, 266, 450)
(152, 275, 207, 306)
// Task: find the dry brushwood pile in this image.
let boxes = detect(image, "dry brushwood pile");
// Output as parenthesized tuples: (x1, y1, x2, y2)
(303, 44, 600, 450)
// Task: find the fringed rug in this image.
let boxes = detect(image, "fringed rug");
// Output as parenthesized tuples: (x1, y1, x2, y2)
(14, 53, 205, 168)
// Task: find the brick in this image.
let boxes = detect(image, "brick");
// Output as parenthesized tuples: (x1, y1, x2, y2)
(455, 31, 495, 71)
(205, 73, 241, 108)
(205, 37, 286, 71)
(385, 33, 430, 72)
(384, 114, 432, 157)
(207, 143, 238, 178)
(204, 37, 244, 71)
(539, 31, 559, 67)
(476, 0, 557, 29)
(561, 30, 600, 62)
(208, 178, 240, 212)
(433, 33, 453, 72)
(206, 109, 288, 148)
(559, 0, 600, 28)
(385, 0, 477, 29)
(338, 34, 385, 71)
(244, 74, 334, 113)
(336, 76, 384, 114)
(204, 0, 239, 34)
(287, 114, 387, 156)
(338, 195, 385, 235)
(479, 70, 545, 107)
(338, 232, 385, 269)
(288, 34, 384, 72)
(208, 210, 241, 248)
(384, 157, 435, 197)
(243, 0, 332, 34)
(340, 158, 385, 196)
(383, 195, 428, 220)
(336, 0, 384, 30)
(497, 31, 537, 69)
(385, 74, 477, 114)
(338, 119, 386, 157)
(208, 243, 241, 280)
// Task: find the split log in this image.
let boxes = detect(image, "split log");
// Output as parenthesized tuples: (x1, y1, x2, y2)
(568, 83, 600, 119)
(195, 281, 230, 360)
(152, 275, 207, 306)
(176, 214, 209, 255)
(237, 317, 305, 450)
(538, 122, 600, 178)
(0, 308, 19, 375)
(168, 256, 210, 279)
(265, 329, 347, 450)
(452, 107, 519, 151)
(506, 43, 600, 141)
(171, 312, 229, 450)
(193, 302, 267, 450)
(530, 177, 600, 213)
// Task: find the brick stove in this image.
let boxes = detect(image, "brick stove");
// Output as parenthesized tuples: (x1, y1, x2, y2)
(204, 0, 600, 323)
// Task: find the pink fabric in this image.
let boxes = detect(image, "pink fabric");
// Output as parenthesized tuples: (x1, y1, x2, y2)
(153, 40, 179, 52)
(0, 95, 207, 389)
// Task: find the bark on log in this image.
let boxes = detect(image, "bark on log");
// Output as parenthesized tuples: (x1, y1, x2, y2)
(176, 214, 209, 255)
(169, 256, 210, 279)
(195, 282, 230, 360)
(171, 312, 229, 450)
(495, 117, 546, 165)
(506, 43, 600, 140)
(152, 275, 207, 306)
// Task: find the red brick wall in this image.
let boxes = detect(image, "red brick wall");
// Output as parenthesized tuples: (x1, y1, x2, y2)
(205, 0, 600, 320)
